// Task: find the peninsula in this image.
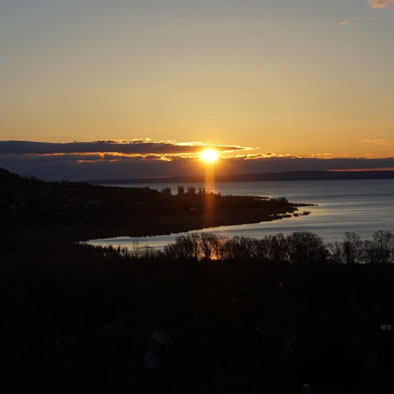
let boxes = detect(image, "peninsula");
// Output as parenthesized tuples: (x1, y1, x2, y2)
(0, 167, 310, 242)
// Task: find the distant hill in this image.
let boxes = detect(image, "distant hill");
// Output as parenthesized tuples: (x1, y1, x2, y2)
(90, 170, 394, 184)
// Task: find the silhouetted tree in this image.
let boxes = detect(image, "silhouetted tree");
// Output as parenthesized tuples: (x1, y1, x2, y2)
(363, 240, 379, 264)
(200, 233, 220, 260)
(267, 234, 288, 263)
(286, 232, 327, 264)
(187, 186, 196, 195)
(163, 235, 195, 260)
(161, 187, 172, 195)
(177, 186, 185, 196)
(371, 230, 393, 264)
(338, 232, 363, 264)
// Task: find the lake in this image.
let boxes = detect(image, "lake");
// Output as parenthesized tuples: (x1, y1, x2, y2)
(87, 179, 394, 250)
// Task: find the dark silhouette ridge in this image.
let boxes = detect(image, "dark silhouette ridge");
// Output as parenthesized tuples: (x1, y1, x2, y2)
(0, 167, 308, 241)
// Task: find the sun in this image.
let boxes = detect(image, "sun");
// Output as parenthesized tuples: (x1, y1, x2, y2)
(200, 149, 218, 163)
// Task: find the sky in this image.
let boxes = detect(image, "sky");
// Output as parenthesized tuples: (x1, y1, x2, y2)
(0, 0, 394, 179)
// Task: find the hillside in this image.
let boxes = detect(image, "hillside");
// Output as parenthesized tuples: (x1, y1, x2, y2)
(0, 168, 306, 240)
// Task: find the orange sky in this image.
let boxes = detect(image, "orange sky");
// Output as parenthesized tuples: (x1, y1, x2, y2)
(1, 1, 393, 158)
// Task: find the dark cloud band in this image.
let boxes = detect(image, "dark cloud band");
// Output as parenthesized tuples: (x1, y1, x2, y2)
(0, 140, 243, 155)
(1, 148, 394, 181)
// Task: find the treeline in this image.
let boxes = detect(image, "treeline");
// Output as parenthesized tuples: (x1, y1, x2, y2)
(102, 230, 394, 264)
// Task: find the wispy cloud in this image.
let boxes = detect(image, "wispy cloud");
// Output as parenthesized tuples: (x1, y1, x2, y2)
(367, 0, 394, 9)
(336, 15, 375, 28)
(363, 139, 393, 146)
(337, 20, 351, 27)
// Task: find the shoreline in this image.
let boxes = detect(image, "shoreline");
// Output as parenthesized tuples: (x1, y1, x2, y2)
(5, 203, 312, 246)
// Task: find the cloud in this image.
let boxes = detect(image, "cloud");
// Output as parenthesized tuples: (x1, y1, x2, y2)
(367, 0, 394, 9)
(1, 148, 394, 181)
(1, 140, 394, 181)
(363, 139, 393, 146)
(336, 16, 375, 28)
(337, 20, 350, 27)
(0, 140, 244, 155)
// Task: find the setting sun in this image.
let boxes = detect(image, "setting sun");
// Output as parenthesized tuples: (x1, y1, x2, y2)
(200, 149, 218, 163)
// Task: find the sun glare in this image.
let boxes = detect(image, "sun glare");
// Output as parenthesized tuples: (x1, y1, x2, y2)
(200, 149, 218, 163)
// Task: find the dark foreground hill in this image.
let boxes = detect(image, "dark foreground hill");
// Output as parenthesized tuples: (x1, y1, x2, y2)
(2, 241, 394, 393)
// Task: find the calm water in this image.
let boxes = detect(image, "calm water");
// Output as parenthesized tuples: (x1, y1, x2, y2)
(87, 179, 394, 250)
